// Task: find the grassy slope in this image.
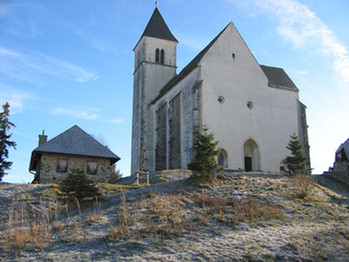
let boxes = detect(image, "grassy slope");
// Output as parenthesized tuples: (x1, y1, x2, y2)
(0, 172, 348, 261)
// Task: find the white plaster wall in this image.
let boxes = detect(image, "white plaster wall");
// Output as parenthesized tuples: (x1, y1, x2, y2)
(199, 23, 300, 172)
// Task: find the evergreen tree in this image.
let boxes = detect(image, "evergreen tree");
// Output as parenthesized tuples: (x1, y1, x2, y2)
(109, 163, 122, 183)
(284, 134, 307, 175)
(0, 102, 16, 181)
(59, 168, 99, 199)
(188, 127, 222, 180)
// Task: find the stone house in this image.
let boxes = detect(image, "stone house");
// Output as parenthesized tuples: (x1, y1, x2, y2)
(325, 138, 349, 184)
(131, 7, 310, 176)
(29, 125, 120, 183)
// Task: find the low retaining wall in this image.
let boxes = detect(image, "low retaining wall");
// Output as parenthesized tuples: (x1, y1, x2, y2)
(323, 171, 349, 186)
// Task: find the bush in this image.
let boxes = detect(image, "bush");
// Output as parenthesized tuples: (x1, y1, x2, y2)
(109, 168, 122, 183)
(59, 168, 99, 199)
(292, 173, 313, 199)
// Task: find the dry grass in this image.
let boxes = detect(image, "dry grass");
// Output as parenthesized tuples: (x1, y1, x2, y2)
(291, 174, 314, 199)
(232, 194, 284, 225)
(0, 200, 57, 252)
(107, 193, 131, 239)
(85, 197, 106, 224)
(195, 194, 226, 218)
(107, 192, 195, 240)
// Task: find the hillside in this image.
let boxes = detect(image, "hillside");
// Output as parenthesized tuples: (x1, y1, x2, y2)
(0, 172, 349, 261)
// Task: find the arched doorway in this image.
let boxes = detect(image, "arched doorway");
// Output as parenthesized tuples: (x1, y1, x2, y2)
(243, 139, 260, 171)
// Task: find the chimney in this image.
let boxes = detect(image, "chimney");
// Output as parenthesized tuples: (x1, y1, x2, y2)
(38, 129, 47, 146)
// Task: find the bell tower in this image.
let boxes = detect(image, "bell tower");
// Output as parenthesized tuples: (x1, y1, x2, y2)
(131, 7, 178, 175)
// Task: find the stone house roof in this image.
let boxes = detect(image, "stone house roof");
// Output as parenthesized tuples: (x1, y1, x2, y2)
(29, 125, 120, 171)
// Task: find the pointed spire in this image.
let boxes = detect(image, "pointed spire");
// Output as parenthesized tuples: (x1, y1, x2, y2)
(141, 7, 178, 42)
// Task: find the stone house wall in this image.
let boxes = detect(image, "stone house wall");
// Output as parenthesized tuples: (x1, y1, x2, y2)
(37, 153, 112, 183)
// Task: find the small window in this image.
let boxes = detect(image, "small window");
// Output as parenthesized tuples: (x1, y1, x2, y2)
(160, 49, 165, 64)
(87, 161, 97, 174)
(218, 149, 228, 167)
(57, 159, 68, 172)
(247, 101, 253, 110)
(218, 153, 224, 166)
(155, 49, 160, 63)
(218, 96, 225, 104)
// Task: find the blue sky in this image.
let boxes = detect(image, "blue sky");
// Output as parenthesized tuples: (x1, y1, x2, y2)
(1, 0, 348, 183)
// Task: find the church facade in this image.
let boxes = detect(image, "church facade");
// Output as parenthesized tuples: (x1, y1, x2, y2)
(131, 7, 310, 176)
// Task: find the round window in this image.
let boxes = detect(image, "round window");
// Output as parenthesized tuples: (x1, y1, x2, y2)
(247, 101, 253, 110)
(218, 96, 225, 104)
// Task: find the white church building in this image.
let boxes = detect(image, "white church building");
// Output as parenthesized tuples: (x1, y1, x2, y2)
(131, 7, 310, 175)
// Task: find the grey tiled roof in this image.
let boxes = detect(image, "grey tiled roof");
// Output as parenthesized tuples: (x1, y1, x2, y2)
(140, 8, 177, 42)
(29, 125, 120, 170)
(260, 65, 298, 91)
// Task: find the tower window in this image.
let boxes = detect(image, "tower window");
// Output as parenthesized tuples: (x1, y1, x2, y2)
(160, 49, 165, 64)
(155, 48, 160, 63)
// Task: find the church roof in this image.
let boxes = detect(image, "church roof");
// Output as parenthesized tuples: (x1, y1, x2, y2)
(260, 65, 298, 91)
(151, 23, 298, 105)
(29, 125, 120, 170)
(151, 23, 231, 104)
(140, 7, 177, 42)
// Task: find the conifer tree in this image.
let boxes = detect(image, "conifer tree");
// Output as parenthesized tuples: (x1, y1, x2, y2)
(0, 102, 16, 181)
(188, 127, 222, 180)
(59, 168, 99, 199)
(284, 133, 307, 175)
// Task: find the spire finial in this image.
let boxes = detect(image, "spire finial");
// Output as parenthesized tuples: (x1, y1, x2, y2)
(155, 1, 158, 8)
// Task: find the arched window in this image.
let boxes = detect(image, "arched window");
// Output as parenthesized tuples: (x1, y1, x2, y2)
(160, 49, 165, 64)
(155, 49, 160, 63)
(218, 149, 228, 168)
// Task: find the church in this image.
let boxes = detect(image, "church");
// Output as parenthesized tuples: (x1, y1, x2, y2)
(131, 7, 310, 176)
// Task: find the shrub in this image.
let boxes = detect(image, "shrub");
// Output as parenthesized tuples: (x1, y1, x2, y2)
(292, 173, 313, 199)
(59, 168, 99, 200)
(109, 165, 121, 183)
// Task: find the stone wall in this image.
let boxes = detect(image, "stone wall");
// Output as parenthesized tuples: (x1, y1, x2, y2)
(155, 103, 167, 170)
(38, 153, 112, 183)
(324, 161, 349, 185)
(131, 36, 177, 176)
(168, 93, 181, 169)
(324, 171, 349, 186)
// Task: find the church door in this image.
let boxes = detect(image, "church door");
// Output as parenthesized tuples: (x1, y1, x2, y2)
(244, 157, 252, 172)
(243, 139, 260, 171)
